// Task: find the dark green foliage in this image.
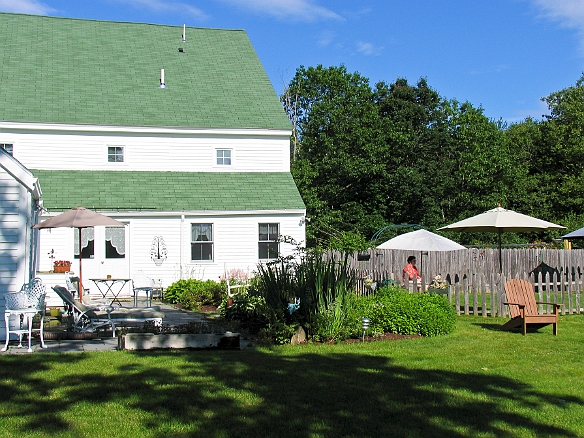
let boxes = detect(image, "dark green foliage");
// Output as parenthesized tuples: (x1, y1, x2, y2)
(219, 292, 272, 334)
(284, 65, 584, 249)
(163, 279, 225, 310)
(294, 250, 356, 339)
(258, 322, 296, 345)
(284, 66, 516, 247)
(365, 286, 456, 337)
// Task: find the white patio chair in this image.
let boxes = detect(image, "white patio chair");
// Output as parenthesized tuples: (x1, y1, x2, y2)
(2, 278, 47, 352)
(132, 271, 155, 307)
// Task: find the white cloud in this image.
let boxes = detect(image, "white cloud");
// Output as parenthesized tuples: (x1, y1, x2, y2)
(218, 0, 343, 22)
(530, 0, 584, 53)
(115, 0, 208, 20)
(356, 41, 382, 56)
(317, 30, 336, 47)
(0, 0, 55, 14)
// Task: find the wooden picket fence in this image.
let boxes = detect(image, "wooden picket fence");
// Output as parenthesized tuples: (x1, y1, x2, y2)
(330, 248, 584, 317)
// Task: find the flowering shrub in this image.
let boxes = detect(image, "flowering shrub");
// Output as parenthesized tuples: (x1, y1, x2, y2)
(54, 260, 71, 267)
(429, 275, 449, 289)
(220, 268, 249, 285)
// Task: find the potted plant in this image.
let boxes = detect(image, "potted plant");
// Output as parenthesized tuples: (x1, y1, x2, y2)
(53, 260, 72, 273)
(428, 275, 449, 295)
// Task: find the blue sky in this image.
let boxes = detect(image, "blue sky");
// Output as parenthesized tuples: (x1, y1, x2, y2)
(2, 0, 584, 123)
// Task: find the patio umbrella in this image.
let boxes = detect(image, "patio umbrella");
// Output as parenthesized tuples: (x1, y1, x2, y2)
(376, 229, 465, 251)
(438, 206, 565, 272)
(376, 229, 465, 285)
(33, 206, 125, 300)
(562, 227, 584, 239)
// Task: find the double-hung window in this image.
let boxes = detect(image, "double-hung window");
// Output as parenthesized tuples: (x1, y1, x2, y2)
(216, 149, 232, 166)
(258, 223, 279, 260)
(108, 146, 124, 163)
(191, 224, 213, 261)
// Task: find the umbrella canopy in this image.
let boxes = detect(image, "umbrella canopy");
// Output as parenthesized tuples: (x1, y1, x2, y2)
(376, 229, 465, 251)
(437, 206, 564, 233)
(438, 206, 565, 272)
(562, 227, 584, 239)
(33, 206, 125, 299)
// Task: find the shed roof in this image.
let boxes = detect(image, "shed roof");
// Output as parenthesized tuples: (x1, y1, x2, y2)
(0, 13, 290, 130)
(31, 170, 305, 212)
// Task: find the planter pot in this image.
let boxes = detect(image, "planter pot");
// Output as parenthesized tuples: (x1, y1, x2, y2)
(119, 332, 240, 350)
(53, 265, 71, 273)
(428, 287, 449, 295)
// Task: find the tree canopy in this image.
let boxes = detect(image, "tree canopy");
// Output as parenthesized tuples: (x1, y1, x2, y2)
(283, 66, 584, 248)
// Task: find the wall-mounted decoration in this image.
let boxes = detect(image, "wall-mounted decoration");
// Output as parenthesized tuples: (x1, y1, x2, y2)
(150, 236, 168, 266)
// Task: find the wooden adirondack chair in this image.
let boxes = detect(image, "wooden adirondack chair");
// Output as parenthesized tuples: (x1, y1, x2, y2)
(503, 279, 562, 335)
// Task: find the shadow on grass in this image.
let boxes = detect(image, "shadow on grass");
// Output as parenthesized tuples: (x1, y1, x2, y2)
(0, 348, 582, 437)
(473, 321, 560, 335)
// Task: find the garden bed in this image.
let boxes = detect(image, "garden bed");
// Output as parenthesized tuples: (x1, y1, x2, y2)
(119, 332, 240, 350)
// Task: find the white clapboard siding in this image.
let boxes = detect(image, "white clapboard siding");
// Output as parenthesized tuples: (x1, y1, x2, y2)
(36, 211, 306, 296)
(0, 164, 38, 340)
(7, 128, 291, 172)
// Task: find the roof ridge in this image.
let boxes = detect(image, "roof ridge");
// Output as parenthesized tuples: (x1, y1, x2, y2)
(0, 11, 245, 32)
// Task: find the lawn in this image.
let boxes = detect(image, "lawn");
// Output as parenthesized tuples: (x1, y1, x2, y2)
(1, 316, 584, 437)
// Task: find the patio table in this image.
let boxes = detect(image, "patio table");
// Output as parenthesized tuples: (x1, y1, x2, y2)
(90, 278, 131, 306)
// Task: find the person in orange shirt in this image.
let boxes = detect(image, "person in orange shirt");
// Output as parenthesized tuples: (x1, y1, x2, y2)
(402, 256, 422, 291)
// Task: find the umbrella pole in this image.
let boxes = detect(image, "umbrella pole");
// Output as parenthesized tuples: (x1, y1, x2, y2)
(498, 229, 502, 273)
(78, 227, 83, 301)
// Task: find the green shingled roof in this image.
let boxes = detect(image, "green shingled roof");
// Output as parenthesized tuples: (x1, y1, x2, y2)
(31, 170, 305, 212)
(0, 13, 290, 130)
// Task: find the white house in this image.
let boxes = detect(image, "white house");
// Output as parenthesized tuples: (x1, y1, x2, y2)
(0, 13, 305, 300)
(0, 148, 42, 338)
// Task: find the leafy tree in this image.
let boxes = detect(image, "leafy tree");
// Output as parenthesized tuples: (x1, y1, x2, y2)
(284, 64, 578, 248)
(284, 65, 385, 245)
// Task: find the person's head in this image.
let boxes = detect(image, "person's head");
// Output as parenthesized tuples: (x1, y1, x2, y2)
(407, 256, 416, 264)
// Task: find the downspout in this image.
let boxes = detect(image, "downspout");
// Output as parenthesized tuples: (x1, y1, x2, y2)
(180, 214, 185, 279)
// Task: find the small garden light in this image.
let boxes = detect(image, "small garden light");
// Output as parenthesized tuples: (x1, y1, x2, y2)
(362, 317, 369, 342)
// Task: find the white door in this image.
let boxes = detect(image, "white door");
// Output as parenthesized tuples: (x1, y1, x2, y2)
(75, 224, 131, 297)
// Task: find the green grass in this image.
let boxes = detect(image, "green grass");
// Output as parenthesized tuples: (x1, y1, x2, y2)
(2, 316, 584, 437)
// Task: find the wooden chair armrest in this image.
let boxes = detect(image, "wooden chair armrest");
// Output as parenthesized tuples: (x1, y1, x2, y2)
(535, 301, 563, 307)
(503, 302, 525, 308)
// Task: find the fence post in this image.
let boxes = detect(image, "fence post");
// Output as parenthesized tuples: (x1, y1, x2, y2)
(455, 282, 461, 316)
(499, 274, 506, 317)
(488, 272, 496, 317)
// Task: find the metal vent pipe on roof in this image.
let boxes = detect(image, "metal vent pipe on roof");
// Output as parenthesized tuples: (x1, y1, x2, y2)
(182, 24, 186, 43)
(159, 68, 167, 88)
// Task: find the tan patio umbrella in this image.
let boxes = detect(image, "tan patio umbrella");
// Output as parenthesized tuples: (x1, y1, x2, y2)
(33, 206, 125, 300)
(438, 206, 565, 272)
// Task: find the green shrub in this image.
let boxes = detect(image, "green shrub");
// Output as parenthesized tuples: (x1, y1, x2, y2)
(258, 322, 296, 345)
(366, 286, 456, 337)
(219, 292, 272, 334)
(164, 279, 225, 310)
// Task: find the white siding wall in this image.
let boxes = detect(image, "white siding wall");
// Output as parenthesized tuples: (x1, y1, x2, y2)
(0, 168, 33, 340)
(4, 129, 291, 172)
(37, 211, 305, 299)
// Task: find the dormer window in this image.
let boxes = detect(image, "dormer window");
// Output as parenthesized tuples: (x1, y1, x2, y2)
(108, 146, 124, 163)
(216, 149, 231, 165)
(1, 144, 14, 156)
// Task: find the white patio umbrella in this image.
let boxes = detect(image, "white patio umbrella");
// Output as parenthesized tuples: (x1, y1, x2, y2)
(376, 229, 465, 251)
(33, 206, 125, 300)
(438, 206, 565, 272)
(377, 229, 465, 286)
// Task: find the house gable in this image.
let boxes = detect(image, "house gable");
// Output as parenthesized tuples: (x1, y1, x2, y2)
(0, 13, 290, 131)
